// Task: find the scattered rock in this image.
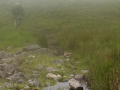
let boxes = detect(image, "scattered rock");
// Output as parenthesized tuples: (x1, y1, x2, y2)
(46, 73, 62, 81)
(74, 74, 86, 82)
(3, 82, 13, 88)
(33, 71, 38, 76)
(0, 86, 2, 90)
(33, 48, 49, 54)
(68, 78, 83, 90)
(7, 71, 24, 83)
(46, 82, 51, 86)
(5, 62, 18, 76)
(28, 79, 40, 87)
(53, 50, 63, 56)
(53, 59, 65, 64)
(28, 79, 34, 86)
(81, 70, 89, 74)
(37, 65, 44, 70)
(14, 52, 28, 58)
(15, 51, 22, 55)
(0, 51, 10, 60)
(23, 85, 30, 90)
(46, 67, 57, 72)
(34, 78, 40, 87)
(22, 45, 41, 52)
(7, 46, 12, 50)
(0, 70, 5, 78)
(0, 62, 19, 78)
(1, 58, 12, 63)
(0, 63, 7, 71)
(64, 51, 71, 58)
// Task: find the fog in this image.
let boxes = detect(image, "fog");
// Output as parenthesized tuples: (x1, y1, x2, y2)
(0, 0, 120, 9)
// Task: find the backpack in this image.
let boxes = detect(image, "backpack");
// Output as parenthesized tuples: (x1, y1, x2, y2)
(12, 3, 23, 16)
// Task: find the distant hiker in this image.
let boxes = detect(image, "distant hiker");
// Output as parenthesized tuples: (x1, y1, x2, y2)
(11, 1, 24, 29)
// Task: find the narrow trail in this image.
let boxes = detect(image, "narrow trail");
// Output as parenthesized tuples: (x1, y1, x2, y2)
(42, 30, 60, 50)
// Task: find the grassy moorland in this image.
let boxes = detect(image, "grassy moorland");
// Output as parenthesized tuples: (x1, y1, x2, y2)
(0, 0, 120, 90)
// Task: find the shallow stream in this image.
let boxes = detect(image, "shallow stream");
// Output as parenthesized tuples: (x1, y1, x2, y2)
(42, 81, 89, 90)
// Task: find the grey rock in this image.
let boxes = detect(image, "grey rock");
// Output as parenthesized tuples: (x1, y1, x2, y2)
(37, 65, 44, 70)
(0, 63, 7, 71)
(23, 85, 30, 90)
(1, 58, 12, 63)
(24, 74, 32, 79)
(46, 82, 51, 86)
(13, 52, 28, 58)
(33, 71, 38, 76)
(33, 48, 48, 54)
(34, 78, 40, 87)
(0, 70, 5, 78)
(0, 86, 2, 90)
(46, 67, 57, 72)
(7, 46, 12, 50)
(46, 73, 62, 81)
(7, 72, 24, 83)
(0, 63, 18, 78)
(28, 79, 34, 86)
(81, 70, 89, 74)
(22, 45, 41, 52)
(28, 79, 40, 87)
(15, 51, 21, 55)
(0, 51, 10, 60)
(74, 74, 85, 82)
(53, 50, 63, 56)
(53, 59, 65, 64)
(5, 62, 18, 76)
(64, 51, 71, 58)
(3, 82, 13, 88)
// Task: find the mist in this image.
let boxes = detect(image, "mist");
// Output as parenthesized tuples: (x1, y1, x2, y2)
(0, 0, 120, 9)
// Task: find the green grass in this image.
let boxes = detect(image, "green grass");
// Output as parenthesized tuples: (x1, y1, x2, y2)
(0, 26, 36, 48)
(0, 0, 120, 90)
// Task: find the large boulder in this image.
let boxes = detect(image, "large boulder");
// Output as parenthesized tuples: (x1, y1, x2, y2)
(22, 45, 41, 52)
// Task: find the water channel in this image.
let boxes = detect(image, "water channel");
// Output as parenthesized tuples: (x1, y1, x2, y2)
(42, 81, 89, 90)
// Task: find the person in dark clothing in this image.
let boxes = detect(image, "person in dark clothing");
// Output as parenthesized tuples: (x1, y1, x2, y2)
(11, 1, 24, 29)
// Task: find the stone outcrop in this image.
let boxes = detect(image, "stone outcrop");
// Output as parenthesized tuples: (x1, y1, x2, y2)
(22, 45, 41, 52)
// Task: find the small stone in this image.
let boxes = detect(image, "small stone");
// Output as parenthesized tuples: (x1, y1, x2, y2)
(81, 70, 89, 73)
(46, 67, 57, 72)
(23, 85, 30, 90)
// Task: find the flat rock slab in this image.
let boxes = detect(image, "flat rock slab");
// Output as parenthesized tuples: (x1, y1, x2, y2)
(22, 45, 41, 52)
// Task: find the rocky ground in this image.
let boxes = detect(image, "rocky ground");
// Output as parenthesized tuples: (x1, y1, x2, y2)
(0, 44, 89, 90)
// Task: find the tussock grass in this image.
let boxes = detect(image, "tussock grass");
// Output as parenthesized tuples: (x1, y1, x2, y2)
(0, 0, 120, 89)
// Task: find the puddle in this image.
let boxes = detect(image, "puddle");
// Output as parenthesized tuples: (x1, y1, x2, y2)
(42, 81, 89, 90)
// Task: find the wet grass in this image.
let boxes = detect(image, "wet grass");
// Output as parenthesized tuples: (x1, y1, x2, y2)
(0, 0, 120, 90)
